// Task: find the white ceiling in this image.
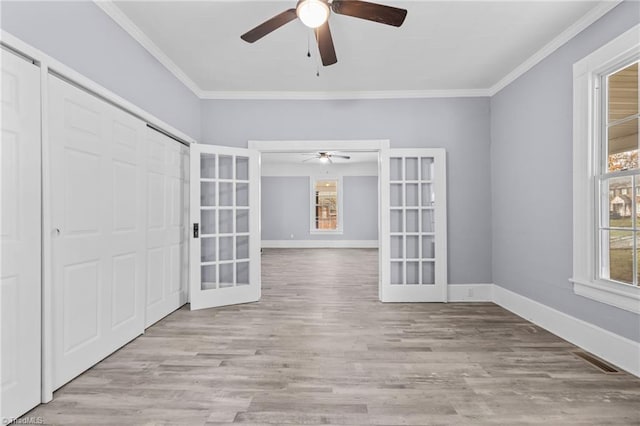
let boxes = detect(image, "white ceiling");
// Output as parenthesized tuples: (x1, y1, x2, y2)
(108, 0, 609, 96)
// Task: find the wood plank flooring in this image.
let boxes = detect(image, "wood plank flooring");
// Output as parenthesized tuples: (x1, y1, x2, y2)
(24, 248, 640, 425)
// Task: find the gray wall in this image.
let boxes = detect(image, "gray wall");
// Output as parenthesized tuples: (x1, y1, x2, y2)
(262, 176, 378, 241)
(0, 1, 201, 140)
(490, 1, 640, 342)
(202, 97, 493, 285)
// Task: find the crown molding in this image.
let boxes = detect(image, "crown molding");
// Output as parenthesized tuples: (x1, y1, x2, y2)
(488, 0, 623, 96)
(199, 88, 490, 100)
(94, 0, 203, 98)
(95, 0, 622, 101)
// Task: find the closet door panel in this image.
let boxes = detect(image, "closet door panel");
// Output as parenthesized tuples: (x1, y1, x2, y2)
(1, 49, 42, 421)
(49, 75, 147, 389)
(144, 129, 187, 328)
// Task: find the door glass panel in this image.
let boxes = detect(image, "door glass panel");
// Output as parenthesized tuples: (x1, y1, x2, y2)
(406, 184, 419, 206)
(236, 182, 249, 207)
(219, 236, 233, 261)
(422, 210, 434, 233)
(391, 262, 403, 285)
(201, 210, 216, 235)
(201, 265, 217, 290)
(421, 261, 435, 285)
(219, 182, 233, 206)
(219, 263, 234, 287)
(201, 237, 216, 262)
(219, 155, 233, 179)
(405, 158, 418, 180)
(219, 210, 233, 234)
(236, 209, 249, 233)
(236, 235, 249, 260)
(406, 262, 419, 284)
(236, 157, 249, 180)
(405, 210, 418, 232)
(406, 236, 419, 259)
(422, 236, 435, 258)
(391, 236, 403, 258)
(236, 261, 250, 285)
(201, 153, 216, 179)
(201, 182, 216, 206)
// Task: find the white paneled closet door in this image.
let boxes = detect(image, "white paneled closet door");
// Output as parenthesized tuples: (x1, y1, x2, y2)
(1, 49, 42, 421)
(49, 75, 147, 389)
(145, 128, 189, 328)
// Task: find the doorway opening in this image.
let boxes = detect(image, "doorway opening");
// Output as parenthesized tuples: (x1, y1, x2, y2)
(248, 140, 389, 300)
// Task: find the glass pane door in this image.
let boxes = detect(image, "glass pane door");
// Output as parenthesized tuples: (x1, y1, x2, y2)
(380, 149, 447, 302)
(190, 145, 259, 310)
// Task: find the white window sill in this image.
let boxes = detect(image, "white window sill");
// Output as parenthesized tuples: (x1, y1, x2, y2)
(570, 278, 640, 314)
(310, 230, 344, 235)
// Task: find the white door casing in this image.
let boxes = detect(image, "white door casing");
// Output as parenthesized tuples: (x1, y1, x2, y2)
(189, 144, 260, 310)
(145, 128, 189, 327)
(49, 75, 147, 389)
(380, 149, 448, 302)
(0, 48, 42, 421)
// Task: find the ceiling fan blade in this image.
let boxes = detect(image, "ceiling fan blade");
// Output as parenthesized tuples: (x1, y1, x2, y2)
(332, 155, 351, 159)
(240, 8, 298, 43)
(314, 21, 337, 66)
(302, 157, 318, 163)
(331, 0, 407, 27)
(328, 157, 334, 164)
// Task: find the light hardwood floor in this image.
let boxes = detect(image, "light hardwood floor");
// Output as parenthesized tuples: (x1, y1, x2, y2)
(25, 248, 640, 425)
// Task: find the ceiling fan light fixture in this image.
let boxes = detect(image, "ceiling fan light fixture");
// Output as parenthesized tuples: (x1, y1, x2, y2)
(296, 0, 330, 28)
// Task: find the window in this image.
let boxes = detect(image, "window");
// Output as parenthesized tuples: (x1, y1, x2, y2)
(572, 24, 640, 313)
(310, 177, 343, 233)
(598, 62, 639, 286)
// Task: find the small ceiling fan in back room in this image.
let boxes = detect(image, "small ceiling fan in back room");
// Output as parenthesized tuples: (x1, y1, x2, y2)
(302, 152, 351, 163)
(240, 0, 408, 66)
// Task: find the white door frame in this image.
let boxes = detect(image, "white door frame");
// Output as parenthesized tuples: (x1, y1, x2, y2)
(248, 139, 390, 298)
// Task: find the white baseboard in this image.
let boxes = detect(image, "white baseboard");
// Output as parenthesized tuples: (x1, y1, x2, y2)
(447, 284, 494, 302)
(493, 285, 640, 377)
(261, 240, 378, 249)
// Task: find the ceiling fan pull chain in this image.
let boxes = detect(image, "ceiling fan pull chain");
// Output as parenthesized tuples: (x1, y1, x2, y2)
(307, 30, 311, 58)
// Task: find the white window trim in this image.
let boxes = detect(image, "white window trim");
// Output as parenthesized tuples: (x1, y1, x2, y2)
(572, 23, 640, 314)
(309, 176, 344, 235)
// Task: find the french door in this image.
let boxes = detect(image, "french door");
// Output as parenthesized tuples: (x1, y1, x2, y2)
(380, 149, 448, 302)
(189, 145, 260, 310)
(1, 48, 42, 420)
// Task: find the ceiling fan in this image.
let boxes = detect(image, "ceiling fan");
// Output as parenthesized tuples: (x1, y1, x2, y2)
(240, 0, 408, 66)
(302, 152, 351, 163)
